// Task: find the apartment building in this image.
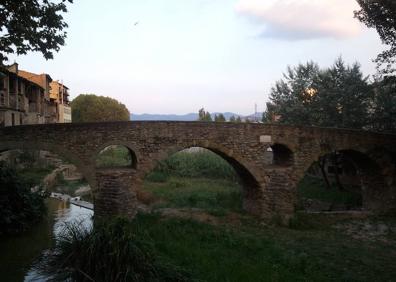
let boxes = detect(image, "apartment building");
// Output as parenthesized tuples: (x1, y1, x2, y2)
(0, 63, 72, 127)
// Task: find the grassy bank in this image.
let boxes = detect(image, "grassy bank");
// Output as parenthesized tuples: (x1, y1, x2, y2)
(133, 214, 396, 282)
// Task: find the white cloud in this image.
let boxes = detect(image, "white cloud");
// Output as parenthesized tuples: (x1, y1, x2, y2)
(235, 0, 363, 40)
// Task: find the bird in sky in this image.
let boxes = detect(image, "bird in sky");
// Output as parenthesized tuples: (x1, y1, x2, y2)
(134, 21, 139, 26)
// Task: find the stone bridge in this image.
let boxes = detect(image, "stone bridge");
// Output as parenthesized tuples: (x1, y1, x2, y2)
(1, 121, 395, 223)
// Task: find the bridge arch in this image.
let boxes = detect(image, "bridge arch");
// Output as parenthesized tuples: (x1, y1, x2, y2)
(143, 142, 265, 216)
(296, 147, 394, 213)
(0, 140, 95, 188)
(95, 144, 138, 169)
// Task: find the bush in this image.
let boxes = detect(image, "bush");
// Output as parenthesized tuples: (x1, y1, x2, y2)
(0, 162, 47, 235)
(36, 217, 192, 282)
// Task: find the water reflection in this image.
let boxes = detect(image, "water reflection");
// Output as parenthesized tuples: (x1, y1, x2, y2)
(0, 199, 93, 282)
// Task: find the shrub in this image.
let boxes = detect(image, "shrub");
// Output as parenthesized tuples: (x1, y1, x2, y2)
(36, 217, 192, 282)
(0, 162, 47, 235)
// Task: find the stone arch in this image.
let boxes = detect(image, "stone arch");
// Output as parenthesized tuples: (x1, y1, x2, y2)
(297, 147, 393, 213)
(264, 143, 294, 167)
(95, 144, 138, 169)
(0, 140, 95, 188)
(144, 142, 265, 216)
(93, 141, 140, 167)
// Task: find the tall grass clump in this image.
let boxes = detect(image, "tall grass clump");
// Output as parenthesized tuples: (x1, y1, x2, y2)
(36, 217, 192, 282)
(148, 148, 238, 181)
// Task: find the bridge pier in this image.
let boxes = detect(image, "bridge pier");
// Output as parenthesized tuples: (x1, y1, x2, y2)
(94, 169, 139, 219)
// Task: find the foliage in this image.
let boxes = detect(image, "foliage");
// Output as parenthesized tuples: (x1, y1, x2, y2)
(297, 176, 362, 210)
(36, 217, 192, 282)
(214, 113, 226, 122)
(198, 108, 212, 121)
(229, 115, 242, 122)
(355, 0, 396, 75)
(264, 58, 373, 129)
(144, 177, 242, 213)
(17, 167, 53, 188)
(148, 149, 238, 181)
(96, 145, 132, 168)
(71, 94, 130, 123)
(125, 214, 396, 282)
(0, 162, 46, 235)
(0, 0, 72, 62)
(369, 76, 396, 132)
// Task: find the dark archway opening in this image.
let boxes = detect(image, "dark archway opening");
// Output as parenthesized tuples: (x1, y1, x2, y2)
(141, 147, 261, 217)
(297, 149, 386, 212)
(264, 143, 294, 167)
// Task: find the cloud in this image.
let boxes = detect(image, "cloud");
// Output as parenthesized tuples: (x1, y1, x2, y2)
(235, 0, 363, 40)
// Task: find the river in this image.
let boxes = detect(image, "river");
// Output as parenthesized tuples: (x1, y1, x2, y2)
(0, 199, 93, 282)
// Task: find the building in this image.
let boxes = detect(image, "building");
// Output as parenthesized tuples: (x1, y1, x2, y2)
(50, 80, 72, 123)
(0, 63, 72, 127)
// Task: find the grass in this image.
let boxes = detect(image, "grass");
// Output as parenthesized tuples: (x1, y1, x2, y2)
(96, 146, 132, 168)
(297, 175, 362, 210)
(144, 176, 242, 214)
(17, 167, 53, 188)
(132, 213, 396, 282)
(54, 175, 88, 196)
(36, 218, 192, 282)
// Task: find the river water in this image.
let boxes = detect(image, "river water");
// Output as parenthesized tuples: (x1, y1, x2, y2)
(0, 199, 93, 282)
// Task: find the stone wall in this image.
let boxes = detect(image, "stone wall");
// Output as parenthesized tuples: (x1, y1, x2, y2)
(1, 121, 395, 223)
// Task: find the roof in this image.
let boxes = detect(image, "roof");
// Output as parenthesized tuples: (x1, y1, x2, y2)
(19, 70, 52, 89)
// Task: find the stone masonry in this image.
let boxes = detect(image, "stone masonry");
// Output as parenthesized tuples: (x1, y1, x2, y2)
(1, 121, 396, 223)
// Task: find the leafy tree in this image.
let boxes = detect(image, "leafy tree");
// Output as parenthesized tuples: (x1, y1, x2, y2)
(264, 58, 372, 129)
(0, 162, 46, 235)
(313, 58, 372, 129)
(71, 94, 130, 123)
(198, 108, 212, 121)
(265, 61, 320, 125)
(369, 76, 396, 132)
(355, 0, 396, 75)
(214, 113, 226, 122)
(0, 0, 73, 62)
(229, 116, 236, 122)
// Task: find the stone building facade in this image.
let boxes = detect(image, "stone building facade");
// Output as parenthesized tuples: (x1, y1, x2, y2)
(0, 63, 72, 127)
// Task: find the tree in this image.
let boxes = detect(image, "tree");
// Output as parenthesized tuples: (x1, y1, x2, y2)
(214, 113, 226, 122)
(264, 61, 321, 125)
(355, 0, 396, 75)
(0, 0, 73, 62)
(369, 76, 396, 132)
(198, 108, 212, 121)
(0, 162, 46, 235)
(71, 94, 130, 123)
(229, 116, 236, 122)
(264, 58, 372, 129)
(235, 116, 242, 123)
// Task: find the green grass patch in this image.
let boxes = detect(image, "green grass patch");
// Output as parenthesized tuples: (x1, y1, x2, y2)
(144, 177, 242, 213)
(17, 167, 53, 188)
(128, 214, 396, 281)
(54, 175, 88, 197)
(297, 176, 362, 209)
(150, 150, 238, 181)
(96, 146, 132, 168)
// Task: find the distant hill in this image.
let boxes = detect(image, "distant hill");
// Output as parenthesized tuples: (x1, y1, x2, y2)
(130, 112, 251, 121)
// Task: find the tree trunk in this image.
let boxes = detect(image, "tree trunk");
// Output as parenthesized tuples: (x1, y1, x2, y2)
(318, 156, 331, 190)
(332, 151, 345, 191)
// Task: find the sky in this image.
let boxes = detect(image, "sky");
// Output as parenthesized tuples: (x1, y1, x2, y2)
(9, 0, 385, 115)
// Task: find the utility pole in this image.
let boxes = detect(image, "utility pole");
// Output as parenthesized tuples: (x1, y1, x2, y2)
(254, 103, 258, 122)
